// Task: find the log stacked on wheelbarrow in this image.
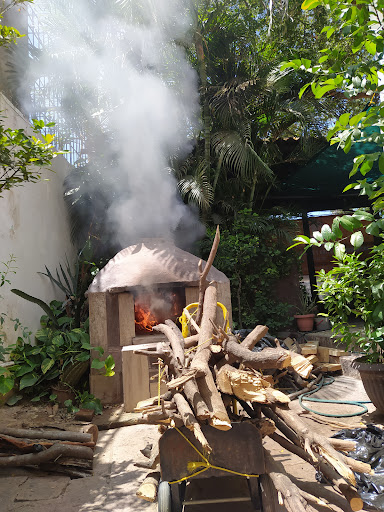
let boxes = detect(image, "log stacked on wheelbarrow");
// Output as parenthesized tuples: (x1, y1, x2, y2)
(135, 228, 367, 511)
(0, 425, 98, 478)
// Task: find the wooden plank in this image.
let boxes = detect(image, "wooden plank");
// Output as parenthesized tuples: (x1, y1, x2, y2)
(317, 346, 330, 363)
(185, 286, 199, 307)
(89, 293, 108, 350)
(118, 292, 135, 346)
(122, 343, 160, 352)
(149, 381, 168, 398)
(328, 348, 346, 357)
(122, 350, 151, 412)
(300, 345, 317, 356)
(313, 362, 342, 372)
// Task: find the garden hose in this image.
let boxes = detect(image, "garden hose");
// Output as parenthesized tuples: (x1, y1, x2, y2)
(298, 376, 371, 418)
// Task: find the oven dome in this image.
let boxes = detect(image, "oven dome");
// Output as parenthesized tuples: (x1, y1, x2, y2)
(86, 238, 229, 294)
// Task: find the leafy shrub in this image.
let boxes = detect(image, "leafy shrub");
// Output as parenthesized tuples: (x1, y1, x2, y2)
(200, 209, 298, 332)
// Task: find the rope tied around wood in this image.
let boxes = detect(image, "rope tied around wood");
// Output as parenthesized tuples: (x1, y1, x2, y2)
(168, 426, 259, 484)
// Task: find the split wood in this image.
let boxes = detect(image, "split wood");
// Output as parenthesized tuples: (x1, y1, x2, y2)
(133, 228, 367, 512)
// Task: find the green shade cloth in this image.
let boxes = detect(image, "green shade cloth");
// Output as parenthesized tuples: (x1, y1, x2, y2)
(271, 132, 382, 212)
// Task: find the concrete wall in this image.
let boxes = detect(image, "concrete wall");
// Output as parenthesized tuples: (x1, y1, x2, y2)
(0, 92, 75, 349)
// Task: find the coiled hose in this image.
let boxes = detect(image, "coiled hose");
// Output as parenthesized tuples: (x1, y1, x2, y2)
(299, 375, 371, 418)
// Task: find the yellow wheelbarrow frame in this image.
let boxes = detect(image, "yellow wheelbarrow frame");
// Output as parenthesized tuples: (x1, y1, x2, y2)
(179, 302, 230, 338)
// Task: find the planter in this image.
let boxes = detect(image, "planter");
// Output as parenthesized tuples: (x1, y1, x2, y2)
(352, 357, 384, 413)
(314, 316, 331, 331)
(51, 383, 76, 406)
(294, 313, 315, 332)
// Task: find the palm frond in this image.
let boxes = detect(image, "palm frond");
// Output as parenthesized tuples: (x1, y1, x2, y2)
(211, 130, 274, 183)
(177, 159, 213, 211)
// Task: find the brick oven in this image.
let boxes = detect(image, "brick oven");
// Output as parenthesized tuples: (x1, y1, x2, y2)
(86, 238, 232, 404)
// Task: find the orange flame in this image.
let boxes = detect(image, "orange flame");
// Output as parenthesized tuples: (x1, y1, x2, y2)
(135, 303, 158, 332)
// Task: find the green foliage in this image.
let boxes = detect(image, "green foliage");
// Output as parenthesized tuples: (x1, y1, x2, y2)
(317, 246, 384, 362)
(38, 239, 99, 327)
(0, 118, 62, 195)
(200, 209, 298, 331)
(64, 392, 103, 415)
(174, 0, 357, 222)
(295, 284, 317, 315)
(4, 299, 114, 402)
(285, 0, 384, 363)
(283, 0, 384, 241)
(0, 255, 17, 361)
(0, 1, 32, 47)
(0, 1, 62, 195)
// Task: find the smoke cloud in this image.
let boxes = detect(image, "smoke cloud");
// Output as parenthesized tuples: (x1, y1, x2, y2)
(24, 0, 204, 249)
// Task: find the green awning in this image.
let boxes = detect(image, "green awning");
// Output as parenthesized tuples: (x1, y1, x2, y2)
(271, 134, 382, 212)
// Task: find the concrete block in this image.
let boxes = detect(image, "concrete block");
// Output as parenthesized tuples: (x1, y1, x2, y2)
(90, 372, 123, 404)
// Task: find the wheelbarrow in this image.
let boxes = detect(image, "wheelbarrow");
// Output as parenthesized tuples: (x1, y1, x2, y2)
(158, 422, 266, 511)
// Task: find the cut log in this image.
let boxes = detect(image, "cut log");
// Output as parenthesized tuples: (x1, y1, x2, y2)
(0, 433, 95, 453)
(264, 449, 318, 512)
(167, 368, 199, 390)
(184, 334, 199, 349)
(136, 471, 160, 502)
(183, 378, 211, 421)
(173, 392, 212, 454)
(268, 432, 364, 511)
(273, 404, 356, 486)
(0, 427, 92, 443)
(240, 325, 269, 351)
(0, 443, 93, 466)
(329, 439, 356, 452)
(220, 336, 291, 370)
(134, 393, 173, 412)
(191, 283, 231, 430)
(195, 225, 220, 326)
(135, 443, 160, 470)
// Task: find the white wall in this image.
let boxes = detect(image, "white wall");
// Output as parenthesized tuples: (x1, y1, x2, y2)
(0, 92, 76, 348)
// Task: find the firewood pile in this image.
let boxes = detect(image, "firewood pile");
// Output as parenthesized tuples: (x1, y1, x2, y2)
(0, 425, 98, 478)
(135, 228, 368, 511)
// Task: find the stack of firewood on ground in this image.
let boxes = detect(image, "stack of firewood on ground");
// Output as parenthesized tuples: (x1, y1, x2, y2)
(135, 228, 370, 511)
(0, 424, 98, 478)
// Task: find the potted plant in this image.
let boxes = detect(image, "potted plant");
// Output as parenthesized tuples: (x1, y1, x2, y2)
(314, 246, 384, 411)
(294, 285, 317, 331)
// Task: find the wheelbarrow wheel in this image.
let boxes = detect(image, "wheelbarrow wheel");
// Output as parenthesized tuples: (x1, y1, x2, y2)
(158, 481, 172, 512)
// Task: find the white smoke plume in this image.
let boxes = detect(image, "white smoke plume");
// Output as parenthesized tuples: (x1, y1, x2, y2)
(24, 0, 204, 249)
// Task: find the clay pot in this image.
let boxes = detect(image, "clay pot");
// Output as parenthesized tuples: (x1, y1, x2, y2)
(294, 313, 315, 332)
(352, 357, 384, 413)
(51, 384, 76, 406)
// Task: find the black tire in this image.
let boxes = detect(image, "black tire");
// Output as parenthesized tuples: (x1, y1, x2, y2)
(170, 482, 185, 512)
(158, 481, 172, 512)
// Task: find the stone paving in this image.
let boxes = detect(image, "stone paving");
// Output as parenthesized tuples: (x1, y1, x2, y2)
(1, 377, 383, 512)
(1, 424, 159, 512)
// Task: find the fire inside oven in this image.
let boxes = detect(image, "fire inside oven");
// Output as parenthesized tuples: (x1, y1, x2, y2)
(134, 287, 185, 335)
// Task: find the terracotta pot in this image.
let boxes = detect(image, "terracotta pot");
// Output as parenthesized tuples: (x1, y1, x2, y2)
(51, 384, 76, 406)
(352, 357, 384, 413)
(294, 313, 315, 332)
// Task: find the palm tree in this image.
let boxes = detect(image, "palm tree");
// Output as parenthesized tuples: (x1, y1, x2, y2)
(174, 0, 359, 224)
